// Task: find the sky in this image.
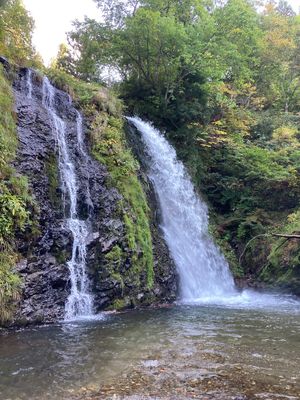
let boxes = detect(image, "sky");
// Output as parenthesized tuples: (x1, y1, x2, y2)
(23, 0, 101, 65)
(23, 0, 300, 66)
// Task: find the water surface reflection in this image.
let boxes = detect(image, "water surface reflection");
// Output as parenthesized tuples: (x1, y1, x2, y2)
(0, 303, 299, 399)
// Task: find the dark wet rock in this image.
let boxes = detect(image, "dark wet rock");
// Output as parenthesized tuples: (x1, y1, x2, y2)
(11, 67, 113, 324)
(10, 66, 178, 325)
(0, 55, 10, 71)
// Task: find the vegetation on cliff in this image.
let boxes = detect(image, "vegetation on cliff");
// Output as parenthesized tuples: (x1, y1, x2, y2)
(57, 0, 300, 292)
(0, 0, 41, 67)
(0, 64, 34, 323)
(46, 67, 155, 306)
(0, 0, 40, 323)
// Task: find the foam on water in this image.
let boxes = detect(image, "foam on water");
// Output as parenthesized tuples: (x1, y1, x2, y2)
(128, 117, 300, 310)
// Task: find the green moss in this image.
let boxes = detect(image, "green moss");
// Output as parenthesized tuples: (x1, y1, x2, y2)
(53, 250, 68, 265)
(105, 245, 123, 266)
(45, 153, 60, 207)
(0, 65, 36, 324)
(108, 298, 127, 311)
(92, 115, 154, 289)
(45, 67, 155, 291)
(209, 222, 244, 278)
(46, 68, 122, 116)
(104, 245, 125, 291)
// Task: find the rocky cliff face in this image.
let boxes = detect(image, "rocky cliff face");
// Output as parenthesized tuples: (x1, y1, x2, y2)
(9, 65, 177, 325)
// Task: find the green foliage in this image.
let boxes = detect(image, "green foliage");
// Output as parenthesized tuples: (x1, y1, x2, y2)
(0, 67, 31, 244)
(0, 190, 30, 240)
(47, 67, 122, 115)
(0, 252, 21, 323)
(53, 43, 77, 77)
(0, 65, 34, 324)
(0, 64, 17, 167)
(0, 0, 39, 66)
(91, 114, 154, 289)
(67, 18, 114, 81)
(259, 211, 300, 294)
(45, 153, 60, 207)
(259, 3, 300, 112)
(213, 0, 262, 87)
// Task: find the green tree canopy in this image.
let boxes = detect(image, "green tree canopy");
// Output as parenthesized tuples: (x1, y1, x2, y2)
(0, 0, 35, 64)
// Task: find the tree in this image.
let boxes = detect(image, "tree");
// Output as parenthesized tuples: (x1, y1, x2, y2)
(213, 0, 263, 87)
(93, 0, 140, 27)
(0, 0, 35, 64)
(53, 43, 78, 77)
(259, 2, 300, 112)
(68, 18, 114, 81)
(276, 0, 296, 17)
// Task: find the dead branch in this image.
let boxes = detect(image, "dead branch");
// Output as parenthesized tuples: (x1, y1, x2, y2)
(272, 234, 300, 239)
(239, 232, 300, 264)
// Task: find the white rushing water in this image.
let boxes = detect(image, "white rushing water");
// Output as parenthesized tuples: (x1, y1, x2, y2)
(42, 77, 93, 320)
(128, 117, 300, 308)
(26, 69, 32, 99)
(128, 117, 236, 301)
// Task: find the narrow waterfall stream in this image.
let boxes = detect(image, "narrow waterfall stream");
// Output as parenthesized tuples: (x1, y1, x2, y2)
(128, 117, 236, 301)
(26, 69, 32, 99)
(42, 77, 93, 320)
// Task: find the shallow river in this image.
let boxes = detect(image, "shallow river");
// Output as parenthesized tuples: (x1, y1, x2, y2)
(1, 294, 300, 400)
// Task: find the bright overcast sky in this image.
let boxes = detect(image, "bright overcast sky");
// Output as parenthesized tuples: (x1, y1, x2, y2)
(23, 0, 101, 65)
(23, 0, 300, 66)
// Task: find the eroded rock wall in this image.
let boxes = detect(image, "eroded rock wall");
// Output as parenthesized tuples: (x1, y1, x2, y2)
(10, 66, 177, 325)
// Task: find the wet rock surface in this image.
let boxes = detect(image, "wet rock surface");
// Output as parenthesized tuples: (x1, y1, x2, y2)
(11, 67, 177, 324)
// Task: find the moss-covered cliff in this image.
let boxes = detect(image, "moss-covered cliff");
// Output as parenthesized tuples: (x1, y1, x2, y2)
(47, 68, 177, 310)
(0, 62, 177, 326)
(0, 61, 36, 324)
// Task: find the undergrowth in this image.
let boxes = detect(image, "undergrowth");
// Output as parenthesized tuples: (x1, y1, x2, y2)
(0, 65, 33, 324)
(259, 211, 300, 294)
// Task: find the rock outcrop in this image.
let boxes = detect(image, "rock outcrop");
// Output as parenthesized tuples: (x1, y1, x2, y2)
(8, 64, 177, 325)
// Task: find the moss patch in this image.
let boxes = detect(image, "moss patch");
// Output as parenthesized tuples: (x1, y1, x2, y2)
(107, 298, 129, 311)
(45, 152, 60, 208)
(92, 115, 154, 289)
(46, 68, 122, 116)
(0, 65, 35, 324)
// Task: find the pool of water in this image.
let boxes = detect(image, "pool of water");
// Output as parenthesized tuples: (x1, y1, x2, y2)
(0, 297, 300, 399)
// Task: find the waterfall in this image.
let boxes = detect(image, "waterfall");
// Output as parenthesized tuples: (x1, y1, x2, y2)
(128, 117, 236, 301)
(42, 77, 93, 319)
(26, 69, 32, 99)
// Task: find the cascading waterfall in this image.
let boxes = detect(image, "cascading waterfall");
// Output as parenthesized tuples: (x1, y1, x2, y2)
(42, 77, 93, 319)
(128, 117, 237, 301)
(26, 69, 32, 99)
(75, 110, 93, 212)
